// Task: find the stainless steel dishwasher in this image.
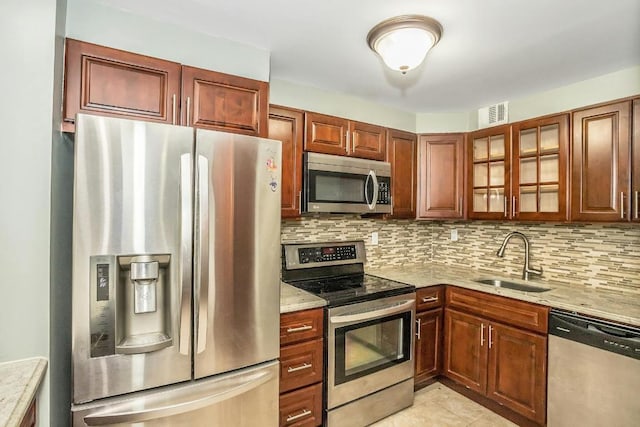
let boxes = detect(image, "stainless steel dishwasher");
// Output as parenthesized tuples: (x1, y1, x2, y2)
(547, 309, 640, 427)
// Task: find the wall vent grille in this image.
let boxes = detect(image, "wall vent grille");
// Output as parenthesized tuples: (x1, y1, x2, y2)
(478, 101, 509, 128)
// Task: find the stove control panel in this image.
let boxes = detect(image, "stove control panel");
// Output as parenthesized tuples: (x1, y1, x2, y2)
(298, 244, 357, 264)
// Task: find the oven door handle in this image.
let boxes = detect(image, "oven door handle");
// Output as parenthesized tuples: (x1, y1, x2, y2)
(330, 299, 414, 324)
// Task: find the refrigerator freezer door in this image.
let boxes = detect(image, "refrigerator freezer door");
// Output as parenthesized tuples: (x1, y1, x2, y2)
(72, 360, 279, 426)
(193, 129, 281, 379)
(72, 114, 194, 403)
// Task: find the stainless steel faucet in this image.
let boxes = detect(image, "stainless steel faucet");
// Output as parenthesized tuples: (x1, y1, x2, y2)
(496, 231, 543, 280)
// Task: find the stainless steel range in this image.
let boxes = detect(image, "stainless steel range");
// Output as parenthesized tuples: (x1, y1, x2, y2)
(282, 241, 416, 427)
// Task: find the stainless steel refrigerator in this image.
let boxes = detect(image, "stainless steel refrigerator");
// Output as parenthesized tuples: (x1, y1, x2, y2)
(70, 114, 281, 426)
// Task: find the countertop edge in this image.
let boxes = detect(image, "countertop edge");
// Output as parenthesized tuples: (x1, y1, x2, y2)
(1, 357, 48, 427)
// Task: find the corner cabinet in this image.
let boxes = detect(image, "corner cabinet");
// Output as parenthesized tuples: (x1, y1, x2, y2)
(387, 129, 417, 219)
(181, 65, 268, 137)
(304, 112, 387, 160)
(269, 106, 304, 218)
(443, 287, 548, 425)
(63, 38, 182, 132)
(467, 125, 512, 219)
(417, 134, 465, 219)
(571, 100, 633, 222)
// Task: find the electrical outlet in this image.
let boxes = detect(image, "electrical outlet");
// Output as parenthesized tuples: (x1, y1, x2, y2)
(450, 229, 458, 241)
(371, 231, 379, 245)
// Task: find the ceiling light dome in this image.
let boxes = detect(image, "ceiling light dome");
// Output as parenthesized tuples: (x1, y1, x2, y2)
(367, 15, 442, 74)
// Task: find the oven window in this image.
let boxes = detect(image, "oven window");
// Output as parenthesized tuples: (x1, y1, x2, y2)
(309, 171, 366, 203)
(334, 312, 411, 385)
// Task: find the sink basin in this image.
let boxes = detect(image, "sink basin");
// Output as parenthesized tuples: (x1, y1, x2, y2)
(475, 279, 551, 293)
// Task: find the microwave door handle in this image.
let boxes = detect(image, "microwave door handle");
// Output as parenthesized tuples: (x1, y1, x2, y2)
(364, 172, 372, 207)
(370, 170, 379, 210)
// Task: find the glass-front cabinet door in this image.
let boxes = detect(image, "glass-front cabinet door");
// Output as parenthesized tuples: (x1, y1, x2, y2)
(512, 114, 569, 221)
(468, 125, 511, 219)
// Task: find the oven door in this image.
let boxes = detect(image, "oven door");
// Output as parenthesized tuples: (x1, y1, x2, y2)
(327, 293, 415, 410)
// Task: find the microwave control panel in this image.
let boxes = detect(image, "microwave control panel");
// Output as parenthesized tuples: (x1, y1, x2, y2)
(377, 180, 391, 205)
(298, 244, 357, 264)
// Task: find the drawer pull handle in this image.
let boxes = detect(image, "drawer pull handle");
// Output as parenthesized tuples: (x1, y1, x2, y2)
(286, 325, 313, 333)
(286, 409, 312, 422)
(421, 296, 438, 303)
(287, 363, 312, 373)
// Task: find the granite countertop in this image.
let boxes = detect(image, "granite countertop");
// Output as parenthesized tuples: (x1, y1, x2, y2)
(0, 357, 47, 427)
(366, 263, 640, 327)
(280, 282, 326, 313)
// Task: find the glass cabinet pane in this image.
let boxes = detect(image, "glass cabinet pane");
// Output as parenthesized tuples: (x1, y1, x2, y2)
(489, 162, 504, 186)
(540, 184, 559, 212)
(520, 158, 537, 184)
(540, 124, 559, 152)
(520, 186, 537, 212)
(488, 188, 505, 212)
(473, 189, 488, 212)
(540, 154, 559, 182)
(473, 138, 488, 161)
(474, 163, 488, 187)
(520, 128, 537, 155)
(489, 135, 504, 159)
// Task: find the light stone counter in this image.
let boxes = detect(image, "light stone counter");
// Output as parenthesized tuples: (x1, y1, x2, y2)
(0, 357, 47, 427)
(367, 263, 640, 327)
(280, 282, 326, 314)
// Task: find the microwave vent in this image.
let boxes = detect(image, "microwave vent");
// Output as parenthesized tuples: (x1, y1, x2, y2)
(478, 101, 509, 128)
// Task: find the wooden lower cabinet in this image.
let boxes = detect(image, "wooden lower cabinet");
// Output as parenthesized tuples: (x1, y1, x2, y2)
(280, 308, 324, 427)
(279, 383, 322, 427)
(19, 399, 36, 427)
(414, 308, 443, 385)
(443, 307, 547, 425)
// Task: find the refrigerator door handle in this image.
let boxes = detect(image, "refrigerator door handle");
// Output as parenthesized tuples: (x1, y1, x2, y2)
(179, 153, 193, 356)
(195, 154, 210, 354)
(82, 368, 274, 425)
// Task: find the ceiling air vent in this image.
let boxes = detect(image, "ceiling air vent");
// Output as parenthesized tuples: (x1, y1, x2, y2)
(478, 101, 509, 128)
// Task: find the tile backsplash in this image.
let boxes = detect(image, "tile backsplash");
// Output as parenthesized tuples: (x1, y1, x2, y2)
(281, 215, 640, 293)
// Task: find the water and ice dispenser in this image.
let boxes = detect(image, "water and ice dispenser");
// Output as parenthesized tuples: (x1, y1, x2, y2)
(89, 254, 173, 358)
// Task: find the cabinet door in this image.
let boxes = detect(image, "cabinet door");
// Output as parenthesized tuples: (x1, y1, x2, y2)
(417, 134, 465, 219)
(387, 130, 417, 218)
(63, 38, 182, 132)
(632, 98, 640, 222)
(181, 65, 268, 137)
(349, 121, 387, 160)
(269, 106, 304, 218)
(487, 322, 547, 424)
(467, 125, 511, 219)
(415, 308, 443, 385)
(443, 309, 487, 394)
(304, 112, 349, 156)
(279, 383, 322, 427)
(571, 101, 631, 221)
(512, 114, 569, 221)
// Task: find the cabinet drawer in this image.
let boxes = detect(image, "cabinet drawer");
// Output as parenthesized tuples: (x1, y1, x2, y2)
(416, 286, 444, 311)
(280, 308, 323, 346)
(280, 338, 323, 393)
(446, 286, 548, 334)
(279, 383, 322, 427)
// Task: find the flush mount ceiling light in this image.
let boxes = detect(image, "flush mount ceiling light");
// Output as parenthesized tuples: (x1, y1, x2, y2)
(367, 15, 442, 74)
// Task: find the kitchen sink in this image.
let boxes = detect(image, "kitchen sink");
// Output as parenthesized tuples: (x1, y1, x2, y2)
(475, 278, 551, 293)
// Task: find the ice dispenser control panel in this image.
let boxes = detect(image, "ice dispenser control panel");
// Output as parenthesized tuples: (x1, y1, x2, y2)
(90, 256, 116, 358)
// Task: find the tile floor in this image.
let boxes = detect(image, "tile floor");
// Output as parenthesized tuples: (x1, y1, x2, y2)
(370, 382, 517, 427)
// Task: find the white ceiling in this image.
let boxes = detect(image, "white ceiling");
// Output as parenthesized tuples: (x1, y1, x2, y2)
(98, 0, 640, 113)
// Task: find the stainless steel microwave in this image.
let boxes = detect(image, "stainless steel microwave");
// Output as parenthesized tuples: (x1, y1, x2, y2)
(303, 152, 392, 214)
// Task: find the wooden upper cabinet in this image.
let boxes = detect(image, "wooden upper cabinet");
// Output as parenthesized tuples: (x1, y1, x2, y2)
(304, 112, 349, 156)
(417, 134, 465, 219)
(632, 98, 640, 222)
(349, 121, 387, 160)
(181, 65, 268, 137)
(571, 101, 631, 222)
(304, 112, 386, 159)
(511, 114, 569, 221)
(387, 130, 417, 219)
(269, 106, 304, 218)
(467, 125, 512, 220)
(63, 38, 182, 132)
